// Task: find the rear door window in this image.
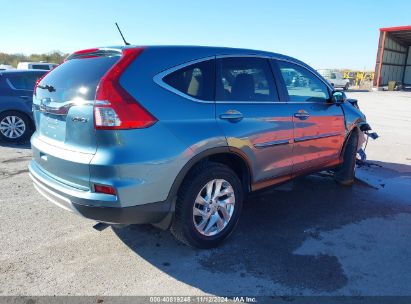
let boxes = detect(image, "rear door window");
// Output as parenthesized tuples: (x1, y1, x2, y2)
(7, 72, 46, 90)
(163, 59, 215, 101)
(277, 61, 330, 102)
(216, 57, 279, 102)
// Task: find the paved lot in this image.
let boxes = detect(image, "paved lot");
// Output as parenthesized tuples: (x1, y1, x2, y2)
(0, 91, 411, 296)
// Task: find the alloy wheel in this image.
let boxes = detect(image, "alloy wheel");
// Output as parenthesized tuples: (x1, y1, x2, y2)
(192, 178, 235, 236)
(0, 116, 26, 139)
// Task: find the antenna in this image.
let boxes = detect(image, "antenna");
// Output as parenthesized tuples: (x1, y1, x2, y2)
(115, 22, 130, 46)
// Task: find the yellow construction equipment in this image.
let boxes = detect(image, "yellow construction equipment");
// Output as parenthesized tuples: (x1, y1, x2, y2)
(341, 70, 374, 86)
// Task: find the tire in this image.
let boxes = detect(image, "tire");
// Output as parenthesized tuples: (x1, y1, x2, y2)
(0, 111, 32, 143)
(170, 162, 243, 248)
(334, 130, 359, 186)
(344, 83, 349, 91)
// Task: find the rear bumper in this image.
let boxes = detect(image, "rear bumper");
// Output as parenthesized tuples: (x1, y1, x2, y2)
(29, 160, 171, 224)
(71, 201, 170, 225)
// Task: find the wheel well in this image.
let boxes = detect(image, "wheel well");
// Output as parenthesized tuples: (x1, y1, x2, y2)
(206, 152, 251, 193)
(340, 126, 360, 157)
(156, 150, 252, 230)
(180, 152, 251, 195)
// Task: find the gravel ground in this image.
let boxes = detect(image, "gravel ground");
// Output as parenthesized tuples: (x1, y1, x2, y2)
(0, 91, 410, 297)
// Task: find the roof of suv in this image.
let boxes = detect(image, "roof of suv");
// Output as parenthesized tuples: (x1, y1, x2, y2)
(95, 45, 311, 68)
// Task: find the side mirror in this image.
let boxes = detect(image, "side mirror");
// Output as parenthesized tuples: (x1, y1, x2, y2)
(331, 91, 346, 105)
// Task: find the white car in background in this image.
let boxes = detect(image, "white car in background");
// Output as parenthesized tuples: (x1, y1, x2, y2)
(0, 64, 16, 70)
(17, 62, 57, 71)
(317, 69, 350, 90)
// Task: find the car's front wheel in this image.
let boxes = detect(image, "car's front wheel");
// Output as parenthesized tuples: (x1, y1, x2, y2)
(171, 162, 243, 248)
(344, 83, 349, 91)
(0, 111, 32, 143)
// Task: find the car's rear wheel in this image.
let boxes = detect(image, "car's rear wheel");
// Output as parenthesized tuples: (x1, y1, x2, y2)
(171, 162, 243, 248)
(344, 83, 349, 91)
(0, 111, 31, 143)
(334, 130, 359, 186)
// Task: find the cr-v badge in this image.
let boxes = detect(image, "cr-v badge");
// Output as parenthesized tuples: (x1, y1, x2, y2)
(72, 117, 89, 123)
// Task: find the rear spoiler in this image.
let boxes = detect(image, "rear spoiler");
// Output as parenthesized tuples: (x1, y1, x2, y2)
(65, 48, 123, 61)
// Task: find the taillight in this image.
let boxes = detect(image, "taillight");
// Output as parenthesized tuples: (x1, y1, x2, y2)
(94, 48, 157, 130)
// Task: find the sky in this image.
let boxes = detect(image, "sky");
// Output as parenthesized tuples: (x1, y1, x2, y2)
(1, 0, 410, 70)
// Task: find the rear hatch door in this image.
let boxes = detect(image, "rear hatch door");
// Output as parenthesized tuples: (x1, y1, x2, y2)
(32, 49, 122, 189)
(33, 50, 122, 153)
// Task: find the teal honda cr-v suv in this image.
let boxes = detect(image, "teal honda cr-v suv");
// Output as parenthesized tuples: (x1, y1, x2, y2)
(29, 46, 371, 248)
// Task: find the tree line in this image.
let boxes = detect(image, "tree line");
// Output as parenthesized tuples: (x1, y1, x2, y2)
(0, 51, 68, 67)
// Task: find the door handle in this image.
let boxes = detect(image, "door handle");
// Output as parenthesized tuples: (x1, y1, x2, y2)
(219, 110, 243, 122)
(294, 111, 310, 120)
(19, 96, 30, 100)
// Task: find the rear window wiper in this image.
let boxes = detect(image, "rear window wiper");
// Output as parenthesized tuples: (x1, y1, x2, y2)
(37, 84, 56, 92)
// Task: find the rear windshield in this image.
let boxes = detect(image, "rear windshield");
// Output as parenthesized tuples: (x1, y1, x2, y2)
(36, 56, 119, 102)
